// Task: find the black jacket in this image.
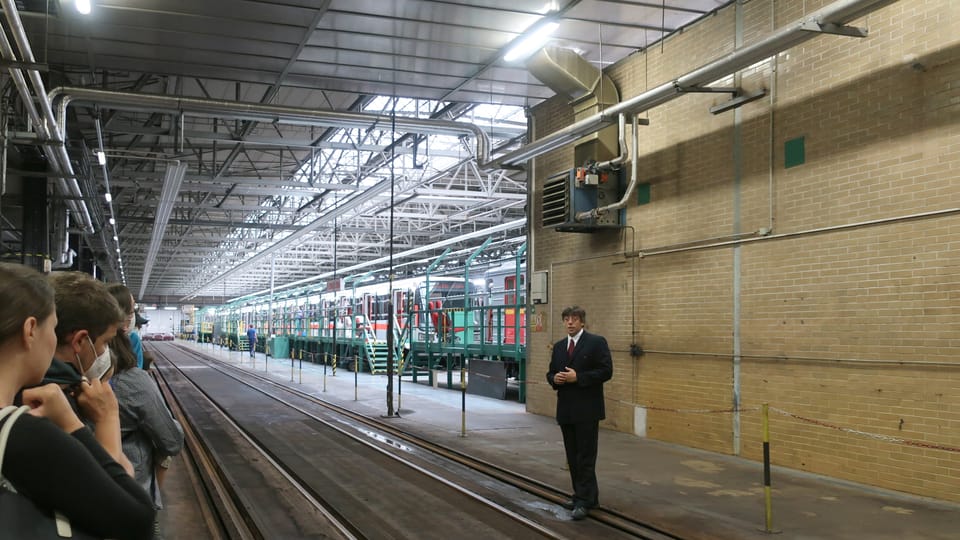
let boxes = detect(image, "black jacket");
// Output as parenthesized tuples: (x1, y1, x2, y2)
(546, 331, 613, 424)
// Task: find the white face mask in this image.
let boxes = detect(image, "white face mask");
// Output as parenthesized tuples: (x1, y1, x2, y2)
(78, 336, 112, 380)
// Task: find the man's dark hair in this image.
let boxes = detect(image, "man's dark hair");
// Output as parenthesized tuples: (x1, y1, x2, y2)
(49, 271, 125, 345)
(561, 305, 586, 323)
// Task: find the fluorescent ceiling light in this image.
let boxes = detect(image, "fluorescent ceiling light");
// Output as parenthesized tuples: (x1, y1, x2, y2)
(104, 193, 112, 202)
(504, 21, 558, 63)
(96, 150, 106, 165)
(75, 0, 91, 15)
(538, 1, 558, 13)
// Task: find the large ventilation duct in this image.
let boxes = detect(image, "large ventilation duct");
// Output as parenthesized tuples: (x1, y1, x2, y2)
(483, 0, 900, 172)
(525, 46, 620, 166)
(528, 46, 626, 233)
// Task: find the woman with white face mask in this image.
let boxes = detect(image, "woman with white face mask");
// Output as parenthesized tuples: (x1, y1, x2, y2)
(0, 263, 156, 540)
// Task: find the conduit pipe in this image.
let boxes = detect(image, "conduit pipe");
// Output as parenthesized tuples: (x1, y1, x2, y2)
(0, 0, 94, 234)
(481, 0, 899, 172)
(576, 114, 639, 221)
(48, 87, 490, 164)
(594, 113, 628, 170)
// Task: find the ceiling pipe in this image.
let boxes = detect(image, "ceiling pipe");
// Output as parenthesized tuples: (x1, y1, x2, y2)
(0, 5, 94, 237)
(46, 87, 498, 296)
(48, 87, 490, 164)
(481, 0, 899, 172)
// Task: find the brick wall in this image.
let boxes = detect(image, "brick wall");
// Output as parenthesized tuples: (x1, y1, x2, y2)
(528, 0, 960, 501)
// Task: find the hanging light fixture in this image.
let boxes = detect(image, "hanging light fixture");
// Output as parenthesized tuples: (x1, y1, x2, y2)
(503, 20, 559, 63)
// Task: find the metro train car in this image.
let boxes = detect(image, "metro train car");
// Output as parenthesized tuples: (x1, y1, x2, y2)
(482, 262, 527, 347)
(321, 274, 483, 345)
(214, 261, 527, 376)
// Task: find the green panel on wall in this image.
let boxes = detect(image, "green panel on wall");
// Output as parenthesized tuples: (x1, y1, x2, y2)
(785, 137, 805, 168)
(636, 182, 651, 205)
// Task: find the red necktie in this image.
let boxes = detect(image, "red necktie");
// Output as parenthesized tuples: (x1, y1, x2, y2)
(567, 339, 575, 358)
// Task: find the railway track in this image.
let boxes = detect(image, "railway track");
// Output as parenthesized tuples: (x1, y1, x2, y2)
(150, 342, 684, 539)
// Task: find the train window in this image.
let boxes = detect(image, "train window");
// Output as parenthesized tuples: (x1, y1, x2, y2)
(505, 276, 516, 304)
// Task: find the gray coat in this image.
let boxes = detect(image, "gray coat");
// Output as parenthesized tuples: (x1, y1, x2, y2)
(112, 368, 184, 508)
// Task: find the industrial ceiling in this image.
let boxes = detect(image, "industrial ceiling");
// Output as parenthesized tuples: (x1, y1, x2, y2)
(0, 0, 729, 304)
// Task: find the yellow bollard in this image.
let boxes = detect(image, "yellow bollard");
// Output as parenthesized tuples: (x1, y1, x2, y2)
(761, 403, 777, 533)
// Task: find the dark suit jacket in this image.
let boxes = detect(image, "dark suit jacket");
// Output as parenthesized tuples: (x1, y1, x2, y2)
(546, 331, 613, 424)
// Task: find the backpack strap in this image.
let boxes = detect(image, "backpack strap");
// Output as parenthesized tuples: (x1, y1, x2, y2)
(0, 405, 30, 481)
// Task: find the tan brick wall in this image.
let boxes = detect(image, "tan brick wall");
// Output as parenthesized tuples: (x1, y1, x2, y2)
(527, 0, 960, 501)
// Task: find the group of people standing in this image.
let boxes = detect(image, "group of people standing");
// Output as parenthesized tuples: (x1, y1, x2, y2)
(0, 253, 613, 536)
(0, 262, 184, 539)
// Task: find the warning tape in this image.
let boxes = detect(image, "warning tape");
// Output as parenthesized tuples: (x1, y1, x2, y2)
(770, 407, 960, 453)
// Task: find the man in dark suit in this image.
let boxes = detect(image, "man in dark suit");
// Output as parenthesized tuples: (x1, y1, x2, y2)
(546, 305, 613, 520)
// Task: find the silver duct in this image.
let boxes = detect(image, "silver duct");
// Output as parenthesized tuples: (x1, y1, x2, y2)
(482, 0, 900, 171)
(524, 45, 621, 166)
(49, 87, 490, 164)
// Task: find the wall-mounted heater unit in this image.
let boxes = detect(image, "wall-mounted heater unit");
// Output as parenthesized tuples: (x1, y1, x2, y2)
(542, 167, 624, 233)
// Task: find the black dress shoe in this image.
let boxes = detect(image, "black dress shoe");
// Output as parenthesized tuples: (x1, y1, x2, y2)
(571, 506, 589, 520)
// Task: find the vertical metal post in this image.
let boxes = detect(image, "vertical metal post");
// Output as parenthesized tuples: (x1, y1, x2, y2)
(464, 237, 493, 348)
(425, 247, 451, 385)
(515, 243, 527, 402)
(460, 358, 467, 437)
(762, 403, 775, 533)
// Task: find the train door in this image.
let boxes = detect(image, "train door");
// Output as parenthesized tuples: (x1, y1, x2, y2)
(502, 274, 527, 346)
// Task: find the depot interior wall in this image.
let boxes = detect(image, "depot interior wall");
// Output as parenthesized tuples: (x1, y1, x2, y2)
(526, 0, 960, 502)
(139, 309, 183, 335)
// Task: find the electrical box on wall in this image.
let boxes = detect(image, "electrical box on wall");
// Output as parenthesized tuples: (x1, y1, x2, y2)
(530, 270, 548, 304)
(541, 167, 625, 232)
